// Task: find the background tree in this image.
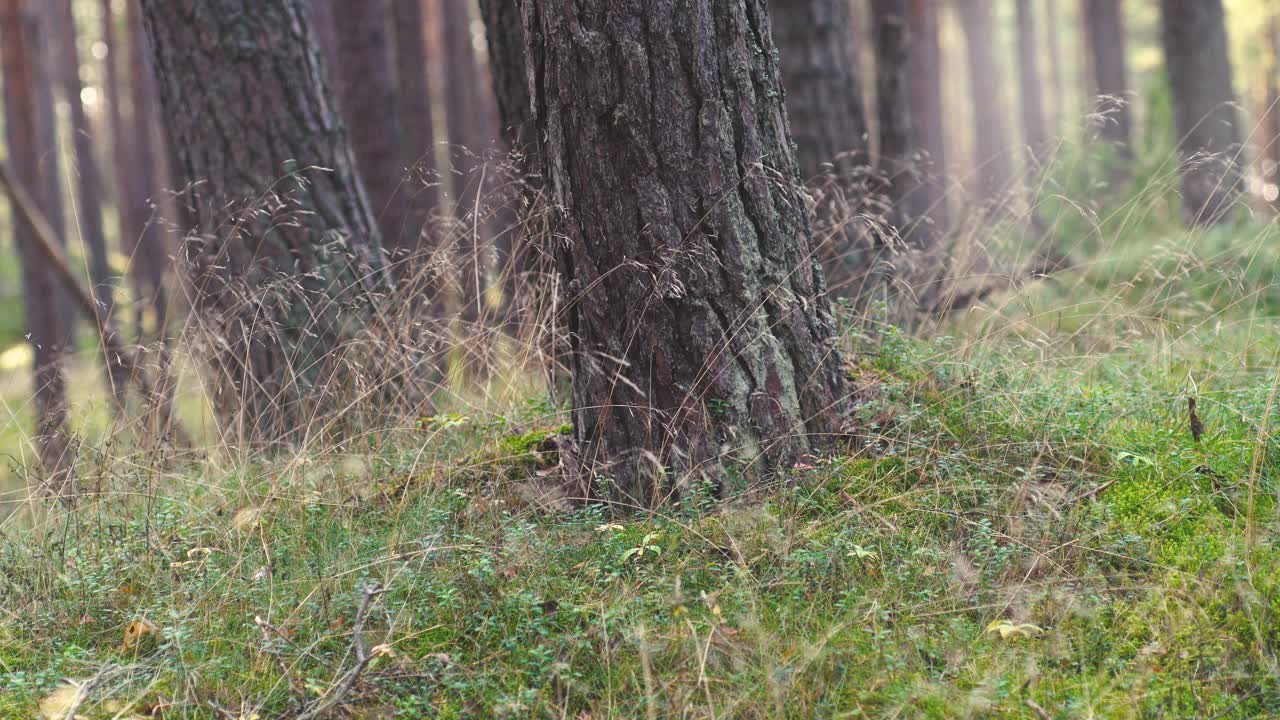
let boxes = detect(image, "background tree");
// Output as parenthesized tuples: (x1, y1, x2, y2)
(955, 0, 1013, 207)
(441, 0, 497, 322)
(1016, 0, 1049, 166)
(1082, 0, 1133, 158)
(870, 0, 950, 248)
(771, 0, 871, 295)
(523, 0, 851, 506)
(328, 0, 412, 256)
(140, 0, 395, 442)
(1160, 0, 1242, 225)
(54, 0, 124, 400)
(392, 0, 441, 245)
(1, 0, 75, 497)
(126, 0, 169, 336)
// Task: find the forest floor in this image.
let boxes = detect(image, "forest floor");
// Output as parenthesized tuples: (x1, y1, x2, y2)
(2, 199, 1280, 718)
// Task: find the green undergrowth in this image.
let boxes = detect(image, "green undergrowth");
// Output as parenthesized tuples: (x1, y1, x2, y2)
(3, 186, 1280, 716)
(2, 306, 1279, 718)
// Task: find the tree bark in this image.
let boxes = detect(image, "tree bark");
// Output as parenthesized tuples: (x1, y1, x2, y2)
(1016, 0, 1048, 166)
(770, 0, 872, 296)
(126, 0, 169, 334)
(392, 0, 441, 246)
(1, 0, 76, 499)
(956, 0, 1013, 206)
(1082, 0, 1132, 156)
(441, 0, 497, 322)
(330, 0, 413, 256)
(56, 0, 126, 402)
(1160, 0, 1242, 225)
(523, 0, 851, 506)
(139, 0, 395, 443)
(870, 0, 949, 248)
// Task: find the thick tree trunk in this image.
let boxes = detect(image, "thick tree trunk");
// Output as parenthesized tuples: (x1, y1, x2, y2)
(392, 0, 441, 246)
(870, 0, 949, 248)
(956, 0, 1013, 206)
(56, 0, 125, 402)
(1016, 0, 1048, 166)
(126, 0, 169, 334)
(1160, 0, 1242, 225)
(1082, 0, 1132, 156)
(523, 0, 851, 506)
(331, 0, 412, 256)
(140, 0, 395, 442)
(1, 0, 76, 499)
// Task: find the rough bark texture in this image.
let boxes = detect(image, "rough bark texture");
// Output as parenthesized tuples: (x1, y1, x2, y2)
(1, 0, 76, 498)
(956, 0, 1013, 206)
(480, 0, 535, 164)
(1016, 0, 1048, 165)
(56, 0, 125, 401)
(392, 0, 441, 246)
(1082, 0, 1132, 155)
(331, 0, 412, 254)
(140, 0, 395, 442)
(524, 0, 851, 506)
(770, 0, 872, 296)
(870, 0, 949, 248)
(126, 0, 169, 332)
(1160, 0, 1242, 225)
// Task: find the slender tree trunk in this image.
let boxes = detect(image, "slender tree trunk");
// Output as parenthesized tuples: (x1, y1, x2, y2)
(771, 0, 872, 297)
(139, 0, 395, 443)
(101, 0, 130, 246)
(479, 0, 536, 327)
(392, 0, 441, 248)
(523, 0, 851, 506)
(956, 0, 1013, 206)
(126, 0, 168, 334)
(56, 0, 125, 402)
(870, 0, 949, 248)
(1160, 0, 1242, 225)
(1044, 0, 1063, 132)
(1081, 0, 1132, 157)
(441, 0, 494, 322)
(1, 0, 76, 499)
(1016, 0, 1048, 166)
(1265, 13, 1280, 212)
(331, 0, 412, 256)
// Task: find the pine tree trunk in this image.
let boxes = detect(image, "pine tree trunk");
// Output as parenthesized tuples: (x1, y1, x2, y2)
(442, 0, 496, 322)
(139, 0, 395, 443)
(771, 0, 871, 296)
(392, 0, 441, 246)
(56, 0, 125, 402)
(523, 0, 851, 506)
(1044, 0, 1063, 132)
(870, 0, 949, 248)
(1082, 0, 1132, 156)
(956, 0, 1013, 206)
(331, 0, 412, 255)
(1016, 0, 1048, 166)
(1160, 0, 1242, 225)
(126, 0, 168, 333)
(1, 0, 76, 499)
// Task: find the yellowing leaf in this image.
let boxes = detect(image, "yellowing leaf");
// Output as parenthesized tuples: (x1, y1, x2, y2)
(847, 545, 879, 561)
(985, 619, 1044, 640)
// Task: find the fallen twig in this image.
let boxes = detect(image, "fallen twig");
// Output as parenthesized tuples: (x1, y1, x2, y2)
(295, 583, 385, 720)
